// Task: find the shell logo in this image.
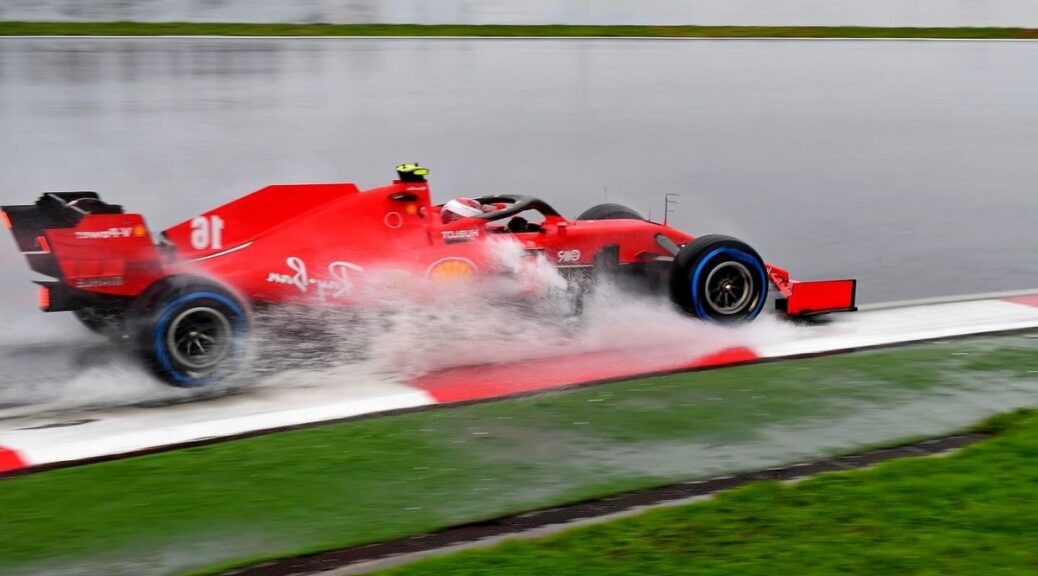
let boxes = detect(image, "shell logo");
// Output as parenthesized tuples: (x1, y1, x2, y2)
(427, 258, 476, 281)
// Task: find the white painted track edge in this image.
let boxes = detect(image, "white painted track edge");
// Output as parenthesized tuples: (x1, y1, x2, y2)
(858, 288, 1038, 311)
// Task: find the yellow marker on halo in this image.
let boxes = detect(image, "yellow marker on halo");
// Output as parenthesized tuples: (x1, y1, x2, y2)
(396, 163, 429, 175)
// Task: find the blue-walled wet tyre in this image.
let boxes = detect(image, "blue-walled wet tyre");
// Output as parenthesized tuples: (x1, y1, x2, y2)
(670, 235, 768, 323)
(133, 279, 249, 387)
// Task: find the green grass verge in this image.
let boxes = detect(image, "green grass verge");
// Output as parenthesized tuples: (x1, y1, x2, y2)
(382, 407, 1038, 576)
(1, 22, 1038, 39)
(0, 333, 1035, 575)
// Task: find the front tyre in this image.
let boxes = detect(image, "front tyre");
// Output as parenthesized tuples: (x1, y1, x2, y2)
(670, 235, 768, 323)
(137, 282, 248, 387)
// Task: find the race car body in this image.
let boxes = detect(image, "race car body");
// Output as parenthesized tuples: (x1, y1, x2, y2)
(3, 164, 856, 386)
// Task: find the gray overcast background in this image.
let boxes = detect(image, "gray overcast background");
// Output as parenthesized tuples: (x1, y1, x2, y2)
(4, 0, 1038, 27)
(1, 37, 1037, 337)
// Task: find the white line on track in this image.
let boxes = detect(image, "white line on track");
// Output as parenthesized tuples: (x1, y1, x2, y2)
(756, 297, 1038, 358)
(0, 380, 434, 472)
(859, 288, 1038, 310)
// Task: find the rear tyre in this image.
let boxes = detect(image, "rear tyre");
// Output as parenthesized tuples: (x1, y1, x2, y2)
(670, 235, 768, 323)
(576, 203, 643, 221)
(132, 279, 249, 387)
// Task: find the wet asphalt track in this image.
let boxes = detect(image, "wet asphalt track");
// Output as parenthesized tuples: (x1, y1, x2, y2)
(0, 36, 1036, 393)
(2, 38, 1037, 320)
(8, 0, 1038, 27)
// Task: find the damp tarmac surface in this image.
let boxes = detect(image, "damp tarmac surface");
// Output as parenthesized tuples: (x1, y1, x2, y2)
(2, 37, 1037, 332)
(0, 36, 1036, 396)
(6, 0, 1038, 27)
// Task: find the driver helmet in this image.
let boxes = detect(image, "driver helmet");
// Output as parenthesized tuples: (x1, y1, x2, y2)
(441, 197, 485, 224)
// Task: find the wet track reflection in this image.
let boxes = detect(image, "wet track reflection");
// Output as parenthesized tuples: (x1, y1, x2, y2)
(0, 339, 245, 416)
(0, 37, 1036, 423)
(2, 37, 1036, 321)
(7, 0, 1038, 27)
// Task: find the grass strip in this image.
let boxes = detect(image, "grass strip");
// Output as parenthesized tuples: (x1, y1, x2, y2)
(0, 333, 1034, 575)
(381, 407, 1038, 576)
(1, 22, 1038, 39)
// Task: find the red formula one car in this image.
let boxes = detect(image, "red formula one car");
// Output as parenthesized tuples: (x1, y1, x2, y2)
(3, 164, 856, 386)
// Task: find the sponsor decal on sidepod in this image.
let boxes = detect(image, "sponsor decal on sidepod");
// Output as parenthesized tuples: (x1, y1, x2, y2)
(266, 256, 364, 301)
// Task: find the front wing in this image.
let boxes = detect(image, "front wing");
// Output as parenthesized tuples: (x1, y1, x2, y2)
(767, 265, 857, 316)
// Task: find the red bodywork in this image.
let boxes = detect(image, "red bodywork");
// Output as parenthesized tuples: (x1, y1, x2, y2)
(3, 173, 856, 317)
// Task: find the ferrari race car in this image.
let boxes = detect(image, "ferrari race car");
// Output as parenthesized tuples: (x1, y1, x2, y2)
(2, 164, 856, 386)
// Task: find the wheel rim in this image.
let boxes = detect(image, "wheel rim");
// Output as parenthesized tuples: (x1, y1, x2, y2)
(703, 261, 755, 315)
(166, 306, 233, 372)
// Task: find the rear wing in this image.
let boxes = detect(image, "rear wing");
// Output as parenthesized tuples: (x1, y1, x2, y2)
(3, 192, 121, 277)
(3, 192, 161, 303)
